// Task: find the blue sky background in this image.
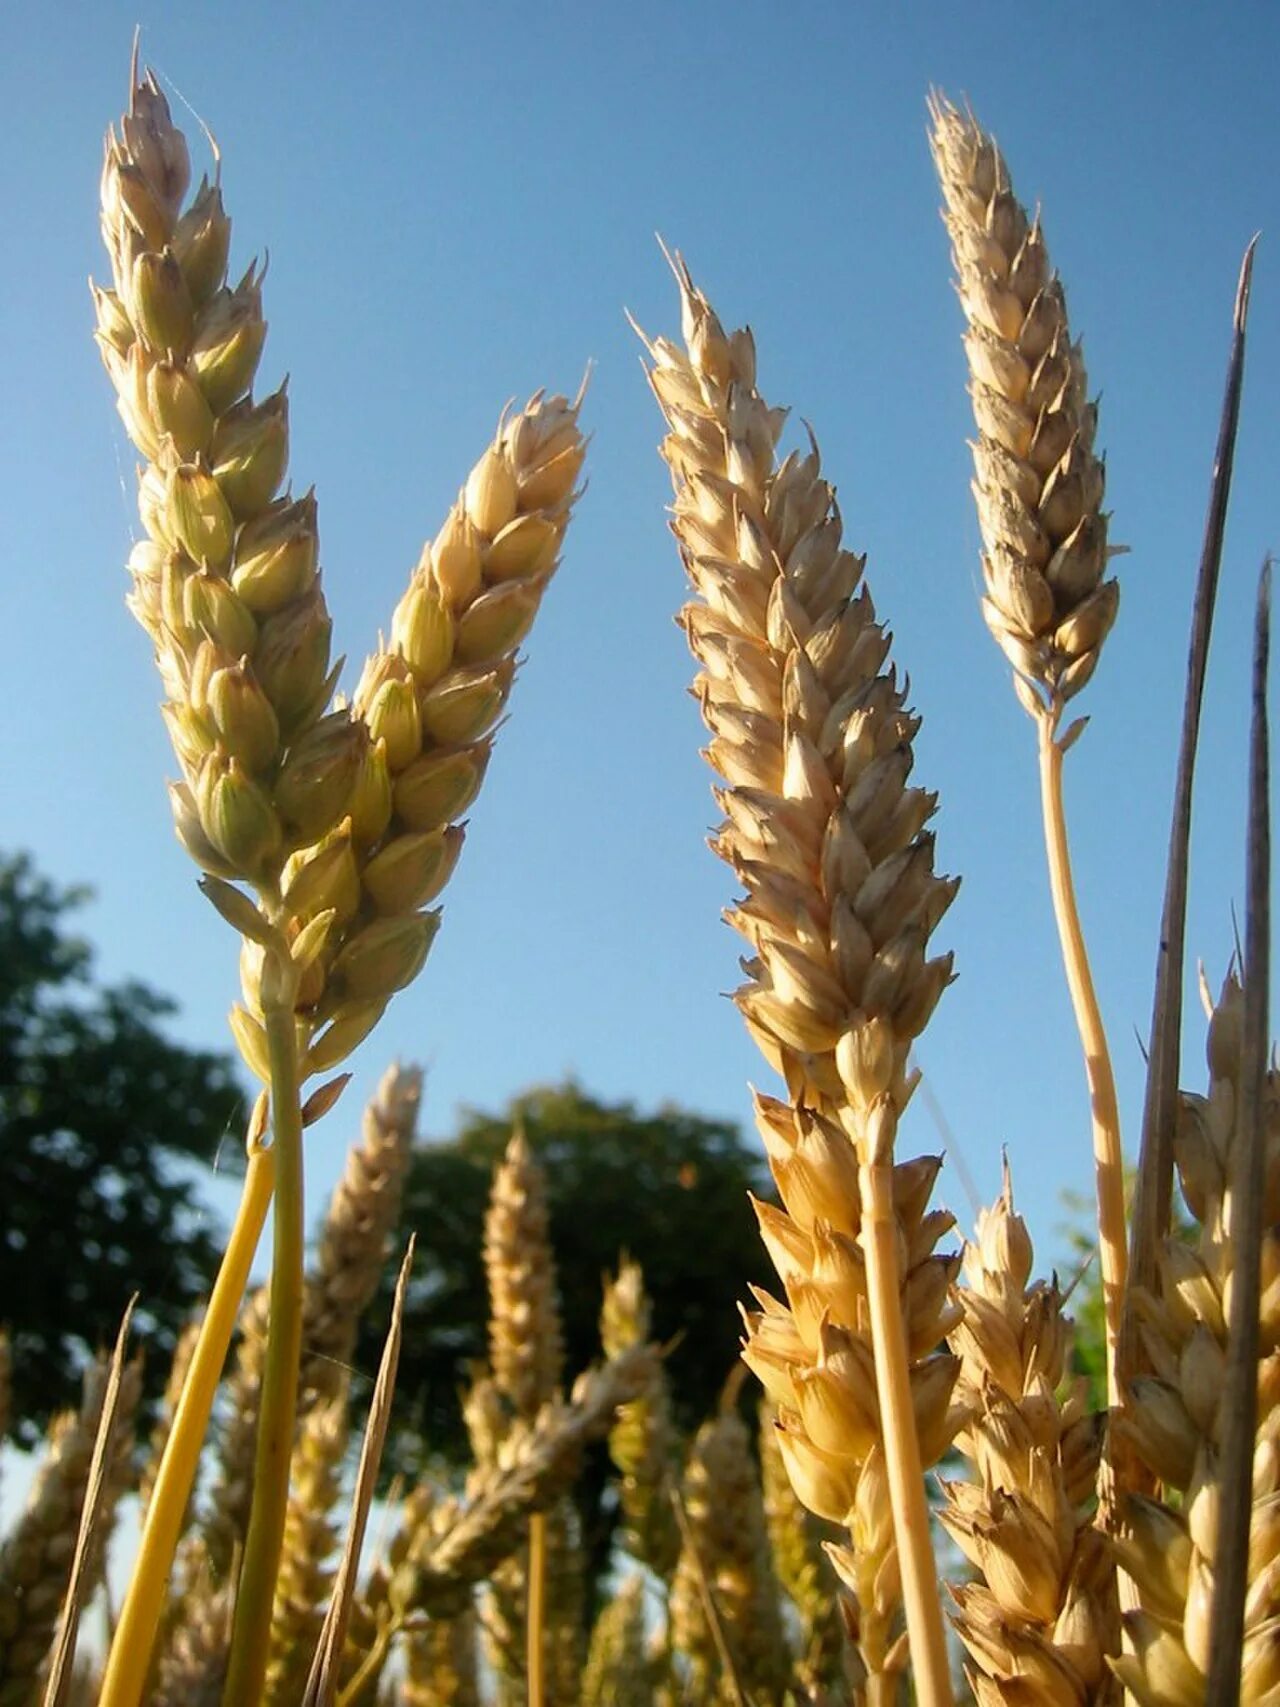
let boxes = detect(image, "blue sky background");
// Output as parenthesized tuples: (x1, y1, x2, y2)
(3, 2, 1277, 1313)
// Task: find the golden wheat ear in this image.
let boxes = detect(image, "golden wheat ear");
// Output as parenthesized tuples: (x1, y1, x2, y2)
(639, 255, 960, 1702)
(929, 92, 1130, 1414)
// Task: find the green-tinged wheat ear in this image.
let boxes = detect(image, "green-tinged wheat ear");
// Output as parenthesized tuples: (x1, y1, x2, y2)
(1113, 971, 1280, 1700)
(668, 1387, 792, 1704)
(263, 1382, 350, 1707)
(939, 1167, 1115, 1705)
(484, 1127, 565, 1421)
(235, 390, 588, 1082)
(0, 1352, 141, 1705)
(758, 1398, 849, 1694)
(97, 75, 357, 904)
(601, 1257, 681, 1578)
(204, 1064, 418, 1576)
(402, 1603, 481, 1707)
(929, 93, 1119, 717)
(582, 1573, 655, 1707)
(640, 258, 962, 1698)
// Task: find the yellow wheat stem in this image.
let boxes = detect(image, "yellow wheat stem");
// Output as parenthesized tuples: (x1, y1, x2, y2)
(1038, 719, 1126, 1405)
(98, 1138, 275, 1707)
(223, 982, 306, 1705)
(527, 1510, 548, 1707)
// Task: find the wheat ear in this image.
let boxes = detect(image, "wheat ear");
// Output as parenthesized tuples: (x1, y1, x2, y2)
(940, 1167, 1115, 1704)
(641, 260, 960, 1702)
(148, 1561, 232, 1707)
(0, 1354, 141, 1706)
(401, 1605, 481, 1707)
(601, 1257, 681, 1578)
(668, 1385, 791, 1703)
(582, 1572, 653, 1707)
(1112, 971, 1280, 1701)
(929, 94, 1126, 1404)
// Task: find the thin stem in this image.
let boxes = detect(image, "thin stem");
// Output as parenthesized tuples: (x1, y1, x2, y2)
(1037, 714, 1127, 1408)
(223, 991, 306, 1706)
(527, 1511, 547, 1707)
(98, 1142, 275, 1707)
(858, 1133, 954, 1707)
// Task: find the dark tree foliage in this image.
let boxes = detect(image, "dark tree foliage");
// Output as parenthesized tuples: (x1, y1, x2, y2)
(0, 852, 244, 1444)
(362, 1081, 775, 1477)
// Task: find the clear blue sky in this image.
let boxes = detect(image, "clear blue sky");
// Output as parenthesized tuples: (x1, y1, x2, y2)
(3, 2, 1277, 1290)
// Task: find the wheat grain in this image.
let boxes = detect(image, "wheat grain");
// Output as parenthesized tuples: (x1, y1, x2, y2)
(758, 1397, 848, 1693)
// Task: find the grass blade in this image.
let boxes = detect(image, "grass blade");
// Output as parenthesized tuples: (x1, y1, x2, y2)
(302, 1236, 415, 1707)
(1204, 559, 1271, 1703)
(42, 1297, 137, 1707)
(1123, 238, 1259, 1372)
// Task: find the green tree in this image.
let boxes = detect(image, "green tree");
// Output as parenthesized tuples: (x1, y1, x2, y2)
(365, 1081, 775, 1475)
(0, 852, 244, 1444)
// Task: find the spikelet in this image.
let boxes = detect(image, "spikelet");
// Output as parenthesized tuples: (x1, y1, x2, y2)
(759, 1398, 848, 1692)
(642, 259, 962, 1687)
(582, 1573, 654, 1707)
(402, 1605, 481, 1707)
(96, 69, 359, 918)
(484, 1128, 565, 1421)
(929, 95, 1117, 717)
(205, 1065, 417, 1574)
(601, 1257, 681, 1578)
(263, 1383, 350, 1707)
(0, 1352, 141, 1705)
(1113, 972, 1280, 1701)
(668, 1390, 791, 1704)
(939, 1168, 1114, 1704)
(138, 1312, 203, 1524)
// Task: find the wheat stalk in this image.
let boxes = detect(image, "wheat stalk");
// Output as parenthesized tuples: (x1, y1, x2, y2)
(640, 259, 960, 1702)
(929, 93, 1127, 1405)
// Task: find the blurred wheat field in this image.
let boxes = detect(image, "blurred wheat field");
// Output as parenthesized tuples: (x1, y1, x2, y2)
(0, 42, 1271, 1707)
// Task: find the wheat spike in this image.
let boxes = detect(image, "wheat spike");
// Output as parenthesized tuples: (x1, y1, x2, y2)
(601, 1257, 681, 1579)
(642, 257, 962, 1696)
(401, 1604, 481, 1707)
(264, 1383, 350, 1707)
(668, 1392, 791, 1704)
(205, 1064, 418, 1575)
(1112, 971, 1280, 1700)
(484, 1128, 565, 1422)
(928, 94, 1117, 715)
(581, 1573, 654, 1707)
(940, 1168, 1115, 1704)
(0, 1352, 141, 1706)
